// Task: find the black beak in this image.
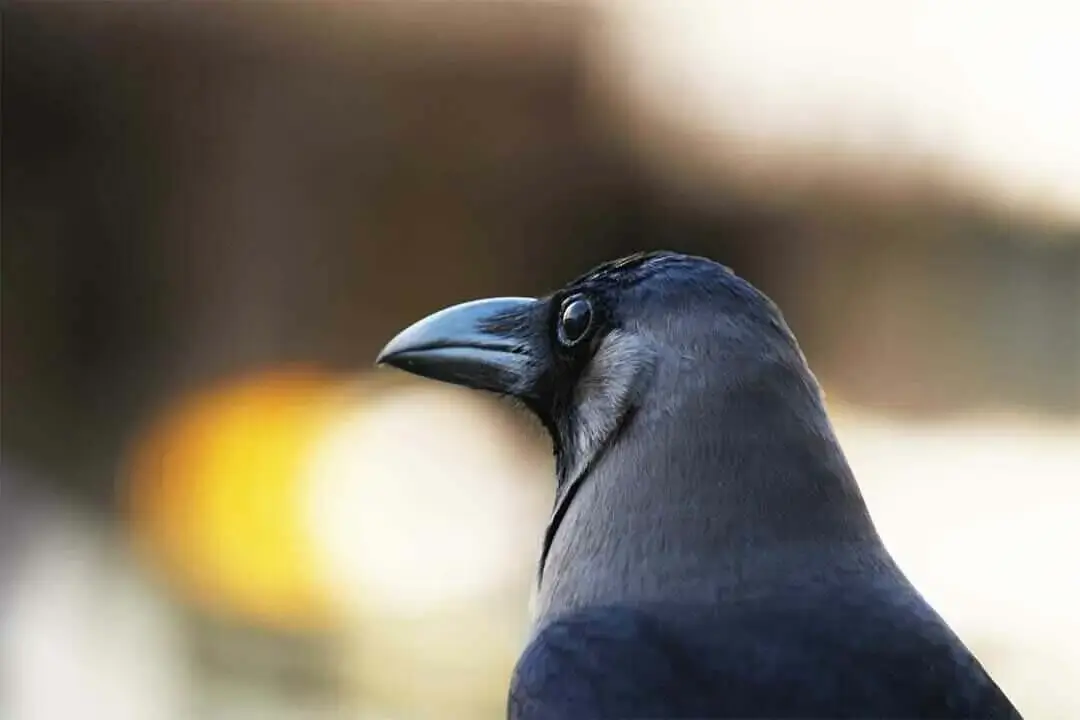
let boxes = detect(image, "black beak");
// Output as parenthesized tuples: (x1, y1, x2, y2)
(375, 296, 540, 395)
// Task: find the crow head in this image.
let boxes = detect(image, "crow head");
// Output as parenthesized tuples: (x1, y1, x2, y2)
(378, 251, 799, 477)
(377, 252, 875, 608)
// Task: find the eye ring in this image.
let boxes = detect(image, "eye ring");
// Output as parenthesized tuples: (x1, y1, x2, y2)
(557, 295, 594, 347)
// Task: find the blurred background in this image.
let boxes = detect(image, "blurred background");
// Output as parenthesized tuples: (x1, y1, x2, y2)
(3, 2, 1079, 718)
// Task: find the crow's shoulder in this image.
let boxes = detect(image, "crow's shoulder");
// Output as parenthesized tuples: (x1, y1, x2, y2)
(508, 589, 1020, 720)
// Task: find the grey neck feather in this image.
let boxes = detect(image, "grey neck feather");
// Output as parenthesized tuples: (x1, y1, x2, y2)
(532, 312, 895, 622)
(561, 329, 656, 487)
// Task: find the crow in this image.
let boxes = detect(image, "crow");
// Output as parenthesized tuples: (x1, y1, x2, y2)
(376, 251, 1023, 719)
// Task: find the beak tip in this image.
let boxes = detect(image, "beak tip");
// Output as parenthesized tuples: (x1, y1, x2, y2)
(373, 346, 402, 369)
(374, 329, 412, 368)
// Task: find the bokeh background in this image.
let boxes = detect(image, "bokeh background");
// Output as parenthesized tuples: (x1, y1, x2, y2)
(3, 2, 1079, 718)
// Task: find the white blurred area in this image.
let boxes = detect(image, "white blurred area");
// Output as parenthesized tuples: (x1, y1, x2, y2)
(303, 382, 554, 719)
(0, 472, 187, 720)
(590, 0, 1080, 219)
(304, 382, 552, 618)
(831, 407, 1080, 717)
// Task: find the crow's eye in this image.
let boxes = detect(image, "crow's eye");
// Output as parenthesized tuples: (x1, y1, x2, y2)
(557, 295, 593, 347)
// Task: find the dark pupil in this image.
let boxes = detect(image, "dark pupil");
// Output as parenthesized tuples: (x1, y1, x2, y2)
(560, 299, 592, 344)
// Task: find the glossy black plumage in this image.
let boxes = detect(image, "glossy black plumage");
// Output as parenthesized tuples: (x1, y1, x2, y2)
(510, 584, 1017, 719)
(376, 251, 1023, 719)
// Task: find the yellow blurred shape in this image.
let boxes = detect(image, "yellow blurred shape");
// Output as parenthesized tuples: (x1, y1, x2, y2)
(126, 369, 348, 630)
